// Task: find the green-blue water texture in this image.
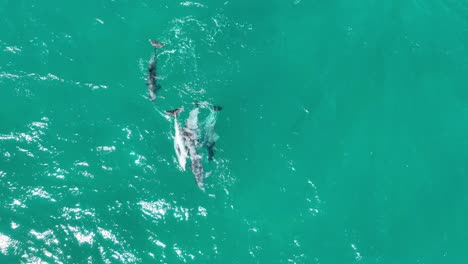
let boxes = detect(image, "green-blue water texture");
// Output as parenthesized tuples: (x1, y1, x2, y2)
(2, 0, 468, 263)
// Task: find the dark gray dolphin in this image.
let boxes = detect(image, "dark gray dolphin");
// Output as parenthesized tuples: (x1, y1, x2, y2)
(183, 104, 205, 190)
(147, 40, 164, 101)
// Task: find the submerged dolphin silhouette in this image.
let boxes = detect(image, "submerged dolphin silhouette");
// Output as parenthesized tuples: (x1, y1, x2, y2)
(147, 40, 164, 101)
(203, 105, 222, 161)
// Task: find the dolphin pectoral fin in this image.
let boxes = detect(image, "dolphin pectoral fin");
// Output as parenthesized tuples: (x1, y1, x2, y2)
(213, 105, 223, 111)
(156, 84, 162, 91)
(213, 133, 220, 142)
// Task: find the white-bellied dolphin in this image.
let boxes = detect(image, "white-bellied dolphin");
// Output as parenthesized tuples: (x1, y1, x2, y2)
(166, 107, 187, 171)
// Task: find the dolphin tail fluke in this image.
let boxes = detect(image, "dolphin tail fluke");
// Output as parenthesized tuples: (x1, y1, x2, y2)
(149, 39, 164, 48)
(166, 107, 184, 116)
(213, 105, 223, 111)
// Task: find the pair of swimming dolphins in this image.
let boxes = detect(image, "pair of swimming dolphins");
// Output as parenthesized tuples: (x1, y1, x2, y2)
(146, 40, 222, 190)
(167, 104, 222, 191)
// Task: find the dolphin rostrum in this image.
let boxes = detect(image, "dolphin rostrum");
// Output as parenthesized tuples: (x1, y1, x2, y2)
(166, 107, 187, 171)
(147, 40, 164, 101)
(203, 105, 222, 161)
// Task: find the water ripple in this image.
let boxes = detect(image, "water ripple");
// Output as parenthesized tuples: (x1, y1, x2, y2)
(0, 233, 18, 255)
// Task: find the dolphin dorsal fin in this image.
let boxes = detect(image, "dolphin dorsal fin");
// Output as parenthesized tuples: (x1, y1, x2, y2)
(166, 107, 184, 116)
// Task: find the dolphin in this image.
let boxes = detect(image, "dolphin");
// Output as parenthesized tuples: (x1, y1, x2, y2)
(183, 104, 205, 190)
(166, 107, 187, 171)
(203, 105, 222, 161)
(147, 40, 164, 101)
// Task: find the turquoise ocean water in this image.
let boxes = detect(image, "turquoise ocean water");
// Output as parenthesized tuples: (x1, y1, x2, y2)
(2, 0, 468, 263)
